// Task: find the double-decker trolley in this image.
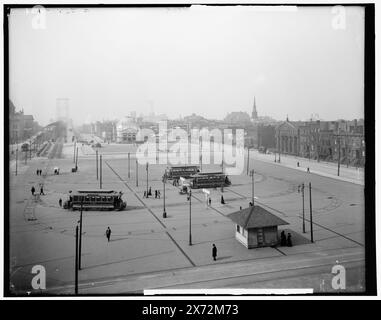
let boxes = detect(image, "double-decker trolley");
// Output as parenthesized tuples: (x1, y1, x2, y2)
(63, 190, 127, 211)
(165, 166, 200, 179)
(190, 172, 231, 189)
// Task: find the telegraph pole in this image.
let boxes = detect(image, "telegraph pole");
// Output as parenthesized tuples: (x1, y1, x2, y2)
(136, 159, 139, 187)
(75, 224, 79, 295)
(309, 182, 313, 243)
(128, 153, 130, 178)
(79, 201, 83, 270)
(250, 169, 255, 206)
(73, 141, 76, 163)
(75, 147, 79, 169)
(146, 162, 149, 196)
(278, 132, 281, 163)
(246, 147, 250, 175)
(299, 183, 306, 233)
(162, 173, 167, 218)
(96, 150, 98, 180)
(99, 155, 102, 189)
(29, 140, 32, 160)
(337, 137, 341, 176)
(15, 148, 18, 176)
(189, 189, 192, 246)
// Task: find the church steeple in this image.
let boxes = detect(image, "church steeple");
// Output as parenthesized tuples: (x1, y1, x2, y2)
(252, 96, 258, 120)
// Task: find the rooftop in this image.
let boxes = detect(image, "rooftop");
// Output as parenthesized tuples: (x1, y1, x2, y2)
(227, 205, 289, 229)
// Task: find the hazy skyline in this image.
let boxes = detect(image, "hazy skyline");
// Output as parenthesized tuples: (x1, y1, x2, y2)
(9, 6, 364, 126)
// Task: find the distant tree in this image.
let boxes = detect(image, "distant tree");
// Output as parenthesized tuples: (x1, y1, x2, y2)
(224, 111, 252, 125)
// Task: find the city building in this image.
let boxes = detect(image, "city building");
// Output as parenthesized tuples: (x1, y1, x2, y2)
(9, 100, 39, 143)
(227, 205, 289, 249)
(116, 116, 140, 143)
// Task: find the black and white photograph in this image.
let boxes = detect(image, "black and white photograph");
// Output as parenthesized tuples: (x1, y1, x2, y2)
(3, 2, 376, 299)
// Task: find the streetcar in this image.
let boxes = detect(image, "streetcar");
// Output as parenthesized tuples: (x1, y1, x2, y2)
(63, 189, 127, 211)
(190, 172, 231, 189)
(165, 165, 200, 179)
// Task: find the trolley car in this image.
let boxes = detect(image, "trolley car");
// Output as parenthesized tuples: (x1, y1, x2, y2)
(190, 172, 231, 189)
(63, 190, 126, 211)
(165, 166, 200, 179)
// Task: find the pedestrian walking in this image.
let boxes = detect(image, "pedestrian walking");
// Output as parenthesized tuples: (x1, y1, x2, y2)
(158, 190, 161, 199)
(280, 230, 287, 246)
(208, 197, 211, 206)
(105, 227, 111, 242)
(148, 187, 152, 196)
(249, 201, 253, 207)
(240, 206, 242, 210)
(143, 191, 147, 198)
(31, 186, 35, 196)
(36, 169, 39, 175)
(155, 190, 158, 199)
(40, 186, 44, 195)
(297, 162, 299, 167)
(307, 167, 310, 173)
(221, 195, 225, 204)
(39, 169, 42, 175)
(59, 198, 62, 207)
(287, 233, 293, 247)
(212, 244, 217, 261)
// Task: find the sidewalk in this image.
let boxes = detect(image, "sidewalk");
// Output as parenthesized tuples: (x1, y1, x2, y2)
(47, 246, 364, 294)
(250, 150, 364, 185)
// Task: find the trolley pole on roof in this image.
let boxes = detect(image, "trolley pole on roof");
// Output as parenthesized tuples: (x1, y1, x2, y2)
(100, 155, 102, 189)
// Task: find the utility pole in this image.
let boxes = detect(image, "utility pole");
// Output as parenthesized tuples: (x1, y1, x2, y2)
(337, 137, 341, 176)
(189, 189, 192, 246)
(136, 159, 138, 187)
(15, 148, 18, 176)
(75, 147, 79, 169)
(299, 183, 306, 233)
(128, 153, 130, 178)
(278, 132, 281, 163)
(75, 224, 79, 295)
(29, 140, 32, 160)
(73, 141, 76, 163)
(246, 147, 250, 175)
(146, 162, 149, 196)
(250, 169, 255, 206)
(79, 201, 83, 270)
(100, 155, 102, 189)
(96, 150, 98, 180)
(162, 173, 167, 218)
(309, 182, 313, 243)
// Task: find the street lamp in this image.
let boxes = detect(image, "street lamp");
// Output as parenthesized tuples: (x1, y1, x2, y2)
(75, 224, 79, 295)
(162, 173, 167, 218)
(146, 162, 149, 196)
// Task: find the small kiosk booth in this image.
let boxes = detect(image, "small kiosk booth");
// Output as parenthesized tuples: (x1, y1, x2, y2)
(227, 205, 289, 249)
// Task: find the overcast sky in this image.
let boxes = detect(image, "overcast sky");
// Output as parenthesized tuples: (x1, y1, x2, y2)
(9, 6, 364, 126)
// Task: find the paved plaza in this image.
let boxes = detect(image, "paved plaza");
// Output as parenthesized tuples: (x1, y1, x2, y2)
(8, 141, 365, 294)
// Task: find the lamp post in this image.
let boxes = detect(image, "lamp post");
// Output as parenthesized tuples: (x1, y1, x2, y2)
(246, 147, 250, 175)
(128, 153, 130, 178)
(73, 141, 76, 163)
(99, 155, 102, 189)
(162, 173, 167, 218)
(188, 188, 192, 246)
(136, 159, 138, 187)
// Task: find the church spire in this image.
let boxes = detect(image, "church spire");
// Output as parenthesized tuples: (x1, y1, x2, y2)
(252, 96, 258, 120)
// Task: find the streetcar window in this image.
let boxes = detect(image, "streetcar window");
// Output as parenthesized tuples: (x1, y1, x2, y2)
(102, 196, 107, 202)
(85, 196, 90, 202)
(107, 196, 113, 201)
(74, 196, 78, 202)
(91, 196, 95, 202)
(96, 196, 101, 202)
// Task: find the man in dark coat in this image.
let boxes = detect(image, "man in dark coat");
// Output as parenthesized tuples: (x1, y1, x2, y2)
(106, 227, 111, 242)
(59, 198, 62, 207)
(40, 186, 44, 195)
(280, 231, 287, 246)
(212, 244, 217, 261)
(287, 233, 293, 247)
(221, 195, 225, 204)
(31, 186, 35, 196)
